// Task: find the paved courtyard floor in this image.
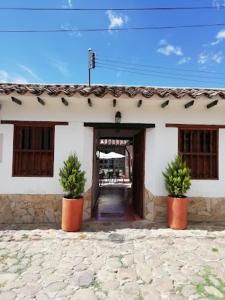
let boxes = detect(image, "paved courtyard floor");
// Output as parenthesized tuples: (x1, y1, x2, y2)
(0, 222, 225, 300)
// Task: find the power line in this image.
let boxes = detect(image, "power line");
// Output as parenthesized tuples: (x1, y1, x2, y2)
(1, 23, 225, 33)
(98, 58, 225, 76)
(97, 63, 225, 84)
(0, 6, 225, 11)
(97, 61, 225, 82)
(96, 65, 225, 85)
(97, 65, 225, 85)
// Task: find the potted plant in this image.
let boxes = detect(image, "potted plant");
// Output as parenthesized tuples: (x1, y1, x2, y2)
(59, 154, 86, 232)
(163, 155, 191, 229)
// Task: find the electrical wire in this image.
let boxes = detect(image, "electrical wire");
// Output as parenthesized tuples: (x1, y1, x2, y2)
(97, 58, 225, 76)
(96, 65, 225, 85)
(1, 23, 225, 33)
(0, 6, 224, 11)
(97, 65, 225, 85)
(97, 61, 225, 82)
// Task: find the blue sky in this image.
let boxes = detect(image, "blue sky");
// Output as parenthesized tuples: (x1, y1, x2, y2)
(0, 0, 225, 88)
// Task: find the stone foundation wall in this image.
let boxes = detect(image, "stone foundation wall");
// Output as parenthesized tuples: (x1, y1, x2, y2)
(82, 188, 92, 220)
(0, 189, 92, 225)
(144, 188, 225, 223)
(0, 189, 225, 224)
(144, 189, 155, 222)
(0, 194, 61, 224)
(188, 197, 225, 222)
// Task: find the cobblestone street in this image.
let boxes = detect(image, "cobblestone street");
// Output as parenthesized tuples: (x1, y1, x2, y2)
(0, 223, 225, 300)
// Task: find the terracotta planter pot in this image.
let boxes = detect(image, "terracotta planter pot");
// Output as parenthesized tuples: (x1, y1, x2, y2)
(167, 197, 188, 230)
(61, 197, 84, 232)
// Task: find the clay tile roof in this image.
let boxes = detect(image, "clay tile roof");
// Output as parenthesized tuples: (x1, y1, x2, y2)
(108, 86, 124, 97)
(0, 83, 225, 99)
(125, 87, 139, 98)
(140, 87, 156, 98)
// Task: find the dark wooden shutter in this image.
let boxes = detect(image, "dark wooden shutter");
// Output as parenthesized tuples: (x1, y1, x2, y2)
(179, 128, 218, 179)
(13, 124, 54, 177)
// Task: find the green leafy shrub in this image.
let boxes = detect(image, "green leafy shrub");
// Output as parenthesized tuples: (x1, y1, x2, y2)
(59, 154, 86, 199)
(163, 155, 191, 198)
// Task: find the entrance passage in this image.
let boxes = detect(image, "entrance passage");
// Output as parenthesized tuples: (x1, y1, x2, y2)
(92, 127, 146, 221)
(96, 185, 137, 221)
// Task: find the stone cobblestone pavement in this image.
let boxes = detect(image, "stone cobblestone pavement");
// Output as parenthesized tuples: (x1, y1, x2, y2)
(0, 222, 225, 300)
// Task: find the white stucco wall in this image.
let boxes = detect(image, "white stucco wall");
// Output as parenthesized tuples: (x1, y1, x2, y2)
(0, 93, 225, 197)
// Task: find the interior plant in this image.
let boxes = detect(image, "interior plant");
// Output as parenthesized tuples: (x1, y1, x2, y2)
(163, 155, 191, 229)
(59, 154, 86, 232)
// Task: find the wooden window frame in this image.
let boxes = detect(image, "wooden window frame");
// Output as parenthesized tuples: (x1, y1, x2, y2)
(1, 120, 68, 126)
(13, 125, 55, 177)
(166, 124, 219, 180)
(1, 121, 68, 177)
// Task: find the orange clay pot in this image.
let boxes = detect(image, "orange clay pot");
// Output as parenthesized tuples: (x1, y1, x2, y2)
(61, 197, 84, 232)
(167, 197, 188, 230)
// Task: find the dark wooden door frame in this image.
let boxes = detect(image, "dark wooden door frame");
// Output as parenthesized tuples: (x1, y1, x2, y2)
(91, 128, 100, 216)
(84, 122, 155, 129)
(89, 125, 153, 219)
(132, 129, 146, 218)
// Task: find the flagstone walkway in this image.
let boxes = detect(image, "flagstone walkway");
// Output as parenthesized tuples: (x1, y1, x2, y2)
(0, 223, 225, 300)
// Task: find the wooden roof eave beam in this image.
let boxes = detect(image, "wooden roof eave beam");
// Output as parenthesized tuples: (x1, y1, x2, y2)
(161, 100, 169, 108)
(61, 97, 69, 106)
(184, 100, 194, 109)
(37, 97, 45, 106)
(11, 96, 22, 105)
(207, 100, 218, 109)
(137, 100, 142, 108)
(88, 98, 92, 107)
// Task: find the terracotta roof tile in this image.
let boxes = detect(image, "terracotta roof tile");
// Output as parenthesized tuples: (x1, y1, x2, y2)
(0, 83, 225, 99)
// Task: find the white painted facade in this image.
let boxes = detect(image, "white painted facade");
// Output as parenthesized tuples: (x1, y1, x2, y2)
(0, 93, 225, 197)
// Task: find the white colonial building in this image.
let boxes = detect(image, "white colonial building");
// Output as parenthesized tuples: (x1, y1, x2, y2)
(0, 83, 225, 225)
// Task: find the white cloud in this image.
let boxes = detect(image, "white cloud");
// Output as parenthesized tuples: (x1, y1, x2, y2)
(157, 40, 183, 56)
(49, 56, 70, 77)
(106, 10, 128, 30)
(0, 65, 40, 83)
(216, 29, 225, 40)
(0, 70, 28, 83)
(211, 29, 225, 45)
(62, 0, 73, 8)
(178, 57, 191, 65)
(198, 53, 209, 64)
(212, 0, 221, 8)
(67, 0, 72, 8)
(18, 64, 40, 81)
(212, 0, 225, 8)
(198, 51, 223, 64)
(212, 51, 223, 63)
